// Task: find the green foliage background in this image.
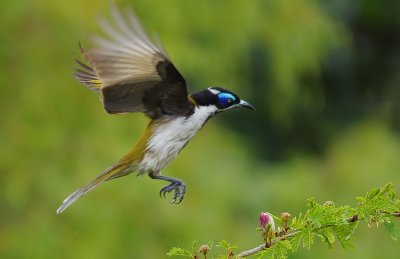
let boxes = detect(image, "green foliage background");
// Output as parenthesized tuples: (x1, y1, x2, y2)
(1, 0, 399, 258)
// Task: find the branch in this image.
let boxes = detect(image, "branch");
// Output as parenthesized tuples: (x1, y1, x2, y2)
(237, 232, 299, 258)
(237, 212, 400, 258)
(167, 183, 400, 259)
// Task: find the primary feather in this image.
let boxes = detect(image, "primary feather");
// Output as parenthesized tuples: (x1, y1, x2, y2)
(74, 5, 191, 118)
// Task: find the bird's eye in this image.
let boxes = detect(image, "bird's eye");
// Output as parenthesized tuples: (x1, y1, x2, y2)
(218, 93, 236, 108)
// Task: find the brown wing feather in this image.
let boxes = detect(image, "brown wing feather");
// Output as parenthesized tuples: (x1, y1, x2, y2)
(73, 5, 193, 118)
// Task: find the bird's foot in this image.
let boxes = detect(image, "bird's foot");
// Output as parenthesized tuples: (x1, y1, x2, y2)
(159, 181, 186, 204)
(149, 174, 187, 204)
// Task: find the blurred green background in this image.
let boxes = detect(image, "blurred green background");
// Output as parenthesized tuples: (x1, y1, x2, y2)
(1, 0, 399, 258)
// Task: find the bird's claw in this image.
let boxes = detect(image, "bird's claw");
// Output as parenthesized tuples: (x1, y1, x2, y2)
(159, 181, 186, 204)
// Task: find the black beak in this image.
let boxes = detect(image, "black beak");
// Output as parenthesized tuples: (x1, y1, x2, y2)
(239, 99, 256, 111)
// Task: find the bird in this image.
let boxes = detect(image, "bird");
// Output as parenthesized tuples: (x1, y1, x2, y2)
(56, 6, 255, 214)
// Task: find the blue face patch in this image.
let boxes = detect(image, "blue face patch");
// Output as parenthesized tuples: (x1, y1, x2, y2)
(217, 92, 236, 108)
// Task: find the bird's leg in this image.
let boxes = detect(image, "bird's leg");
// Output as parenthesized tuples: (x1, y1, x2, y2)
(149, 174, 186, 204)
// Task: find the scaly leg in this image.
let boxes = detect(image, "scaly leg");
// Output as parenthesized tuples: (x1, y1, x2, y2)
(149, 174, 186, 204)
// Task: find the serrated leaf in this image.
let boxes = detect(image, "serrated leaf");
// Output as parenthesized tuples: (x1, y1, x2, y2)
(191, 240, 197, 252)
(290, 234, 302, 252)
(167, 247, 193, 258)
(217, 240, 230, 250)
(384, 221, 399, 241)
(379, 183, 393, 195)
(302, 231, 314, 249)
(367, 188, 380, 200)
(388, 188, 396, 200)
(256, 248, 273, 259)
(307, 198, 317, 208)
(377, 202, 398, 213)
(291, 217, 297, 226)
(355, 196, 365, 203)
(216, 239, 237, 256)
(279, 240, 292, 250)
(323, 228, 336, 249)
(336, 221, 358, 249)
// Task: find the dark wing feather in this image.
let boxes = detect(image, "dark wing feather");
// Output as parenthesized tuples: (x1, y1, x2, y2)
(74, 5, 192, 118)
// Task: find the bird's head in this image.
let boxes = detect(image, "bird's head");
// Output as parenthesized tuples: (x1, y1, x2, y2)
(190, 87, 255, 114)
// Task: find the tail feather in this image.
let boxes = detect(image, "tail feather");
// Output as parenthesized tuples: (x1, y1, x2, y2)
(56, 162, 128, 214)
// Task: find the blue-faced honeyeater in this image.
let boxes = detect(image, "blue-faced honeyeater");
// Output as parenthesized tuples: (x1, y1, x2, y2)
(56, 6, 255, 214)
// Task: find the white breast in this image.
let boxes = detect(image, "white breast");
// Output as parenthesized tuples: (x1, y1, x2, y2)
(137, 105, 217, 174)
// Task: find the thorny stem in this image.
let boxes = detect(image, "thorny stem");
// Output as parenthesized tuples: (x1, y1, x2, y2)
(236, 212, 399, 258)
(390, 212, 400, 217)
(236, 232, 299, 258)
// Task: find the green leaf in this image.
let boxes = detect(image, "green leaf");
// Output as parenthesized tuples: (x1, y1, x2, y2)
(167, 247, 193, 258)
(279, 240, 292, 250)
(256, 248, 273, 259)
(379, 183, 393, 196)
(336, 222, 358, 249)
(323, 228, 336, 249)
(388, 187, 396, 200)
(384, 221, 399, 241)
(217, 240, 230, 250)
(355, 196, 365, 203)
(377, 201, 398, 213)
(290, 234, 302, 252)
(191, 240, 197, 253)
(274, 241, 290, 259)
(217, 240, 237, 250)
(302, 231, 314, 249)
(367, 188, 380, 200)
(307, 198, 317, 208)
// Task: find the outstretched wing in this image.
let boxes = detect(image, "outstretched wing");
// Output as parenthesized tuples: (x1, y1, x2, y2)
(74, 6, 193, 119)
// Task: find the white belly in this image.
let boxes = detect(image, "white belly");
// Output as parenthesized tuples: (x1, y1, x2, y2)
(137, 105, 217, 174)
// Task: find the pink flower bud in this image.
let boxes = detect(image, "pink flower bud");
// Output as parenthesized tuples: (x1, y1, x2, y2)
(259, 212, 275, 230)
